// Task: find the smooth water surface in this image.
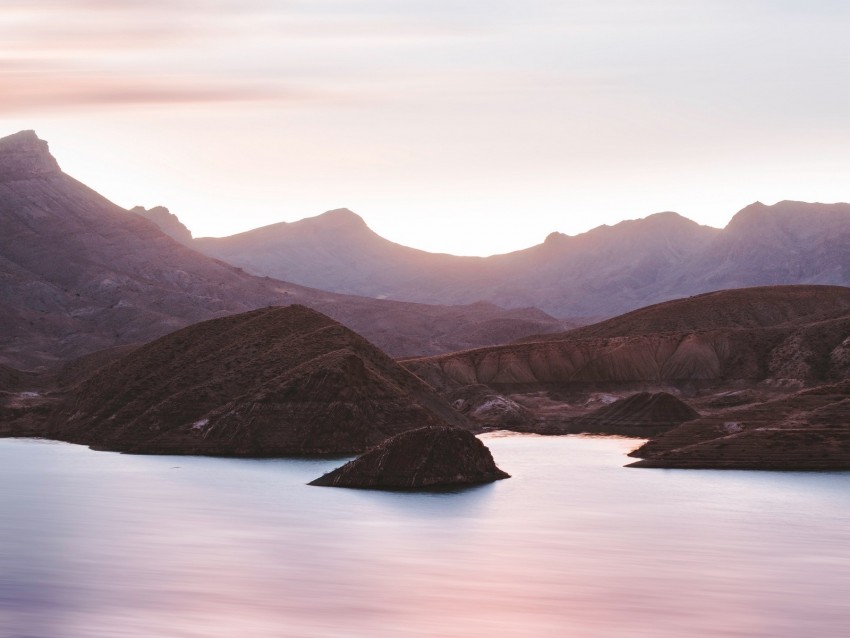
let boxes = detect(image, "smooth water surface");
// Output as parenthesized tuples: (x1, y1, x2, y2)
(1, 434, 849, 638)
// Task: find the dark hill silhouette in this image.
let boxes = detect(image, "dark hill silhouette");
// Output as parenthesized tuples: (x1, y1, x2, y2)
(309, 426, 509, 489)
(570, 392, 700, 435)
(49, 305, 469, 455)
(0, 130, 562, 369)
(186, 201, 850, 319)
(628, 381, 850, 470)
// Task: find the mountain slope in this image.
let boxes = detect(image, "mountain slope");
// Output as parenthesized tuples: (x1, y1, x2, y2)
(403, 286, 850, 392)
(49, 305, 469, 455)
(672, 201, 850, 293)
(628, 381, 850, 470)
(520, 285, 850, 343)
(195, 208, 720, 317)
(189, 200, 850, 319)
(0, 130, 562, 368)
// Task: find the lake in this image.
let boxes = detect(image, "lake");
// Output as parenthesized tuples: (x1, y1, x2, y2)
(1, 434, 848, 638)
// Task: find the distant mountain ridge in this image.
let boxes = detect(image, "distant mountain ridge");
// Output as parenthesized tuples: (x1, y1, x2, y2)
(0, 130, 563, 369)
(188, 200, 850, 318)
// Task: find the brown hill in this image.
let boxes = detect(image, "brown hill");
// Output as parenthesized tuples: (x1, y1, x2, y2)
(520, 285, 850, 342)
(187, 201, 850, 319)
(570, 392, 699, 435)
(404, 286, 850, 393)
(628, 381, 850, 470)
(0, 130, 562, 369)
(309, 426, 509, 489)
(48, 305, 469, 456)
(0, 363, 39, 392)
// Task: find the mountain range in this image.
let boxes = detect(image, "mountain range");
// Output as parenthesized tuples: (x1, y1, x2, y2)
(177, 201, 850, 318)
(0, 130, 563, 369)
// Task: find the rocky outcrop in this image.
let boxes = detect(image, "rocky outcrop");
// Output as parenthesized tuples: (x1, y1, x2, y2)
(0, 130, 60, 182)
(130, 205, 193, 245)
(570, 392, 699, 435)
(448, 384, 534, 427)
(309, 426, 509, 489)
(628, 381, 850, 470)
(49, 305, 470, 455)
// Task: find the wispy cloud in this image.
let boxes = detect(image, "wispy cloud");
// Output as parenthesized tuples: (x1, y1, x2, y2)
(0, 69, 327, 115)
(0, 1, 486, 112)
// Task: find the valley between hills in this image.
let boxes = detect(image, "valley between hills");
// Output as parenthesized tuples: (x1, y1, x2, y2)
(2, 129, 850, 479)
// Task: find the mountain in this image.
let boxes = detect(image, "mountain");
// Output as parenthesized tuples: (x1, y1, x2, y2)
(188, 201, 850, 319)
(399, 285, 850, 468)
(403, 285, 850, 393)
(675, 201, 850, 292)
(48, 305, 469, 455)
(130, 205, 193, 245)
(194, 208, 719, 317)
(196, 208, 469, 298)
(0, 130, 562, 369)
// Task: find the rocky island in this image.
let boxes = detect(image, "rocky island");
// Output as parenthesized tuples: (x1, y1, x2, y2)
(310, 426, 510, 489)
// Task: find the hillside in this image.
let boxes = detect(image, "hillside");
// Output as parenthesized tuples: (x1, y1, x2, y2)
(48, 305, 469, 455)
(404, 286, 850, 392)
(187, 201, 850, 319)
(628, 381, 850, 470)
(520, 285, 850, 342)
(0, 130, 562, 369)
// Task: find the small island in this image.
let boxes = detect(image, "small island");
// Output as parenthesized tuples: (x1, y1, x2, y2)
(310, 426, 510, 489)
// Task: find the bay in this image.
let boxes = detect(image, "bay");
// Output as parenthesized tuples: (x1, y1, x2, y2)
(1, 434, 848, 638)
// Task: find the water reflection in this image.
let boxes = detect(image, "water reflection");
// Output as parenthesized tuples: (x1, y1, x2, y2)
(1, 436, 849, 637)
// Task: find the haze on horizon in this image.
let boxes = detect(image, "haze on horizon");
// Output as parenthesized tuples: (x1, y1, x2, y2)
(2, 0, 849, 256)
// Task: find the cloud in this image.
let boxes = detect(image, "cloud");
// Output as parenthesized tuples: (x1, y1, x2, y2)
(0, 1, 484, 113)
(0, 63, 337, 115)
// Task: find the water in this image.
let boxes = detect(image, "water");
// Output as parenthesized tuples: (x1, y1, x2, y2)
(1, 434, 848, 638)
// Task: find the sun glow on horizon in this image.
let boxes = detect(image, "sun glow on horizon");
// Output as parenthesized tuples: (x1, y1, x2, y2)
(3, 1, 849, 256)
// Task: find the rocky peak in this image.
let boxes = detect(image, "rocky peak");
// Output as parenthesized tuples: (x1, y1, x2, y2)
(0, 130, 62, 182)
(311, 208, 368, 230)
(724, 201, 772, 232)
(309, 426, 510, 489)
(130, 205, 193, 245)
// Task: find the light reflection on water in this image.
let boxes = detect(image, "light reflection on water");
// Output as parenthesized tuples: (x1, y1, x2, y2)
(1, 435, 849, 638)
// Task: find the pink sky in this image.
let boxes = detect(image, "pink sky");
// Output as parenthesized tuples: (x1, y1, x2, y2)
(2, 1, 849, 255)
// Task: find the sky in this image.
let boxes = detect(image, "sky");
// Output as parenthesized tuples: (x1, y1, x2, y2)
(2, 0, 849, 256)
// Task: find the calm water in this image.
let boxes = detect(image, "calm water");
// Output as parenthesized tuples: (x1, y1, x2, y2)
(1, 434, 849, 638)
